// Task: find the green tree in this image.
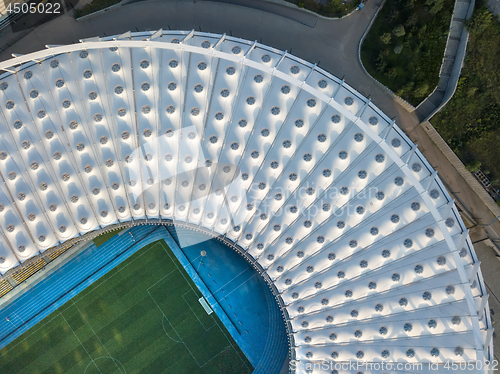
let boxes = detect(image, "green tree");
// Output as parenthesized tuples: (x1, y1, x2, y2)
(466, 160, 482, 172)
(403, 0, 415, 11)
(426, 0, 445, 15)
(392, 24, 406, 37)
(405, 13, 419, 28)
(466, 9, 494, 34)
(467, 86, 478, 97)
(385, 68, 398, 79)
(380, 33, 392, 44)
(375, 57, 387, 72)
(396, 82, 415, 99)
(380, 49, 390, 58)
(388, 9, 400, 23)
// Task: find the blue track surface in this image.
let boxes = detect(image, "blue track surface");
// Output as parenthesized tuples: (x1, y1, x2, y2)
(166, 226, 289, 373)
(0, 224, 288, 373)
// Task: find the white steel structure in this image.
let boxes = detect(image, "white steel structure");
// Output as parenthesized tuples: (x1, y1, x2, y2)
(0, 30, 493, 373)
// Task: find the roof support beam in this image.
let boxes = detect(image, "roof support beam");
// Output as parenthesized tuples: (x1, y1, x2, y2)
(356, 98, 371, 117)
(151, 29, 163, 41)
(484, 327, 494, 350)
(274, 50, 287, 69)
(244, 40, 257, 58)
(382, 120, 395, 139)
(331, 79, 344, 99)
(114, 31, 131, 40)
(454, 230, 469, 252)
(181, 29, 195, 44)
(479, 294, 489, 321)
(301, 63, 316, 87)
(469, 261, 481, 283)
(212, 34, 226, 50)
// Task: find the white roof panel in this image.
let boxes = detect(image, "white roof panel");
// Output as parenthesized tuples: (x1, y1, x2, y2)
(0, 30, 492, 371)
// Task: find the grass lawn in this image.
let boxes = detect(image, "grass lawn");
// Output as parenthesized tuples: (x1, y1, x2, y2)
(361, 0, 454, 105)
(0, 240, 252, 374)
(431, 2, 500, 189)
(93, 229, 122, 247)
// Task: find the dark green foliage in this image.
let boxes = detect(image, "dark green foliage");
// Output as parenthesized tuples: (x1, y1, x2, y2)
(466, 160, 482, 172)
(381, 33, 393, 44)
(385, 67, 398, 79)
(426, 0, 446, 15)
(432, 3, 500, 187)
(388, 9, 400, 22)
(392, 24, 406, 37)
(361, 0, 454, 105)
(405, 13, 419, 27)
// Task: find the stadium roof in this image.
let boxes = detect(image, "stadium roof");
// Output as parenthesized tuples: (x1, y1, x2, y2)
(0, 30, 493, 372)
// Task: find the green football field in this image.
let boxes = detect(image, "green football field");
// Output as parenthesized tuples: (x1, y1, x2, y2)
(0, 240, 253, 374)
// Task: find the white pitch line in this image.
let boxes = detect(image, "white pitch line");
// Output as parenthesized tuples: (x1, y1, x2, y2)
(60, 313, 104, 374)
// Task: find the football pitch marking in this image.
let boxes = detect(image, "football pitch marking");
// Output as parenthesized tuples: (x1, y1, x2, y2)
(156, 240, 252, 371)
(161, 315, 183, 343)
(148, 241, 251, 371)
(198, 297, 213, 315)
(70, 239, 162, 304)
(147, 283, 209, 368)
(60, 313, 104, 374)
(182, 290, 215, 331)
(84, 357, 126, 374)
(0, 312, 64, 358)
(62, 310, 127, 374)
(70, 299, 124, 374)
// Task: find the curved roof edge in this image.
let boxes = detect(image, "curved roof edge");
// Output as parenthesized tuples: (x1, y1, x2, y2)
(0, 30, 493, 369)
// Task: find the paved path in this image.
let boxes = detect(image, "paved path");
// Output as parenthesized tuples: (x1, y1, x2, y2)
(0, 0, 386, 101)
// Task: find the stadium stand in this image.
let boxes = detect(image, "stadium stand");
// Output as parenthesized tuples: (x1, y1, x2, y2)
(0, 279, 12, 298)
(10, 258, 46, 284)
